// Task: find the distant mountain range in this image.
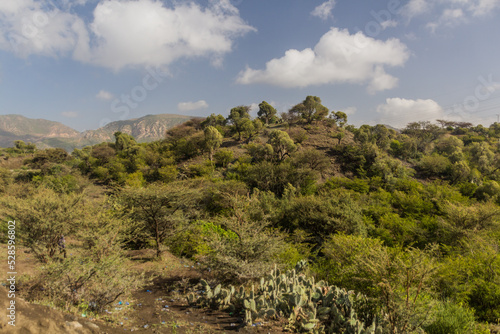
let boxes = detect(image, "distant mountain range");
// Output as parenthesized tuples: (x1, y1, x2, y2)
(0, 114, 195, 151)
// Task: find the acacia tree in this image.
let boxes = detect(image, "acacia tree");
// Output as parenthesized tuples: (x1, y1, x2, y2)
(268, 130, 297, 163)
(227, 106, 251, 141)
(200, 194, 285, 280)
(257, 101, 278, 125)
(331, 111, 348, 127)
(114, 131, 137, 153)
(201, 113, 227, 129)
(120, 183, 201, 258)
(290, 96, 329, 124)
(241, 118, 263, 143)
(1, 188, 83, 262)
(204, 126, 223, 161)
(14, 140, 36, 154)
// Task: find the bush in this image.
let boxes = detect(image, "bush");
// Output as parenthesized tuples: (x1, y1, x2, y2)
(214, 148, 234, 168)
(435, 242, 500, 323)
(0, 188, 84, 262)
(320, 235, 439, 333)
(277, 192, 367, 242)
(27, 198, 147, 313)
(287, 127, 308, 144)
(475, 180, 500, 202)
(120, 182, 203, 257)
(197, 195, 286, 281)
(417, 154, 451, 178)
(245, 160, 318, 196)
(424, 301, 476, 334)
(35, 251, 145, 313)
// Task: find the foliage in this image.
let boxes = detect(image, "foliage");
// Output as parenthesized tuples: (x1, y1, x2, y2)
(4, 110, 500, 329)
(289, 96, 329, 124)
(423, 300, 477, 334)
(188, 262, 389, 333)
(435, 239, 500, 323)
(320, 235, 439, 333)
(330, 111, 348, 127)
(30, 199, 146, 312)
(276, 192, 367, 244)
(416, 154, 451, 178)
(119, 182, 202, 257)
(0, 187, 83, 262)
(214, 148, 234, 168)
(227, 105, 251, 141)
(197, 194, 286, 281)
(267, 130, 298, 163)
(257, 101, 278, 125)
(204, 126, 223, 161)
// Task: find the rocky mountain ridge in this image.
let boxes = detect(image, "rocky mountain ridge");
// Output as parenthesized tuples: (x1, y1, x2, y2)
(0, 114, 195, 151)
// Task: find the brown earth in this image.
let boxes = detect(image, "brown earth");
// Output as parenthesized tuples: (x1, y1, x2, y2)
(0, 247, 287, 334)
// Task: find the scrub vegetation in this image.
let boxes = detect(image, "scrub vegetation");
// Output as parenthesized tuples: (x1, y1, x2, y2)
(1, 96, 500, 333)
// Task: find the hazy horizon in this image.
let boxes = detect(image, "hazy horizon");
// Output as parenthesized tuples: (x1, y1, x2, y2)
(1, 0, 500, 131)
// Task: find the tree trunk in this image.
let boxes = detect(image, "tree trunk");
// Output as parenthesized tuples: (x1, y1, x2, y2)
(155, 221, 162, 258)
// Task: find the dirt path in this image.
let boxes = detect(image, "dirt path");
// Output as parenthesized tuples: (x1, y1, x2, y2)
(0, 247, 285, 333)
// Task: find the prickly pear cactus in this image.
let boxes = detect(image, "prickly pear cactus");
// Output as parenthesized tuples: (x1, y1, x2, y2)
(188, 262, 388, 333)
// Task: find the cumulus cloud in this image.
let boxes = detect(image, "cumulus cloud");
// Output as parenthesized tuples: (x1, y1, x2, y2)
(376, 97, 445, 128)
(237, 28, 409, 93)
(80, 0, 255, 70)
(467, 0, 500, 16)
(0, 0, 88, 58)
(0, 0, 255, 70)
(403, 0, 500, 29)
(96, 90, 113, 101)
(426, 8, 467, 32)
(178, 100, 209, 112)
(311, 0, 336, 20)
(61, 111, 78, 118)
(403, 0, 431, 19)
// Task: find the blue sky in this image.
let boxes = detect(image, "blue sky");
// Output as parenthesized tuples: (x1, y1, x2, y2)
(1, 0, 500, 131)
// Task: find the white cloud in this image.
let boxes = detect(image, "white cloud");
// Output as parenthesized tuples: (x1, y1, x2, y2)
(61, 111, 78, 118)
(343, 107, 357, 116)
(376, 98, 445, 127)
(248, 102, 260, 117)
(178, 100, 209, 112)
(427, 8, 467, 31)
(403, 0, 500, 30)
(468, 0, 500, 16)
(403, 0, 431, 18)
(96, 90, 114, 101)
(79, 0, 255, 70)
(0, 0, 88, 58)
(237, 28, 410, 93)
(381, 20, 398, 29)
(0, 0, 255, 70)
(311, 0, 336, 20)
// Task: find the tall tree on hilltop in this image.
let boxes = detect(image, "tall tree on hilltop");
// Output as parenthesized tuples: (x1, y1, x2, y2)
(331, 111, 348, 127)
(290, 96, 329, 124)
(257, 101, 278, 125)
(227, 106, 251, 141)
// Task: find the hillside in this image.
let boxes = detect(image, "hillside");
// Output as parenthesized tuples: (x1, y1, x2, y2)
(0, 114, 195, 151)
(0, 115, 80, 148)
(81, 114, 195, 143)
(2, 109, 500, 333)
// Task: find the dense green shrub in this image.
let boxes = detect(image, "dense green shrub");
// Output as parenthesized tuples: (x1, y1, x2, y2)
(424, 301, 476, 334)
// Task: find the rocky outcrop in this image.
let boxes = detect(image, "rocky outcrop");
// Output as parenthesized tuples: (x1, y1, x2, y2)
(0, 113, 195, 150)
